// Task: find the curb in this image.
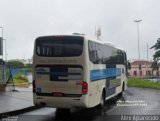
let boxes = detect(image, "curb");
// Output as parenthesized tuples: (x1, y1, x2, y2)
(0, 105, 42, 119)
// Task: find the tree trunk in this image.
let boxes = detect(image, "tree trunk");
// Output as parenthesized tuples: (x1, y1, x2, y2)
(157, 68, 159, 78)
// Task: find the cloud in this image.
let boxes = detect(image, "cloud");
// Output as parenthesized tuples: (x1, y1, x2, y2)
(0, 0, 159, 60)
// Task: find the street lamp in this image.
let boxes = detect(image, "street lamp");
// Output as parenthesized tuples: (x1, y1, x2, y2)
(3, 38, 7, 61)
(134, 20, 142, 60)
(0, 27, 7, 61)
(0, 27, 3, 55)
(0, 27, 5, 81)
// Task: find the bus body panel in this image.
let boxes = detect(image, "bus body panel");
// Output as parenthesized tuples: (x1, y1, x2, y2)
(33, 36, 91, 108)
(33, 35, 128, 109)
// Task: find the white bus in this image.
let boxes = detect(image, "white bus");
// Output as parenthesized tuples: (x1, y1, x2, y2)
(33, 34, 129, 110)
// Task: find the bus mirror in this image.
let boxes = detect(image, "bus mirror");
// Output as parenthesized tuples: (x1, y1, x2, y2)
(127, 61, 131, 69)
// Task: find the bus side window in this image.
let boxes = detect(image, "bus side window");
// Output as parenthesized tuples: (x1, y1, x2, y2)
(89, 41, 97, 64)
(96, 43, 103, 64)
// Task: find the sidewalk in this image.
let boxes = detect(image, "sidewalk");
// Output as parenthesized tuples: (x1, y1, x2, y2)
(0, 85, 36, 115)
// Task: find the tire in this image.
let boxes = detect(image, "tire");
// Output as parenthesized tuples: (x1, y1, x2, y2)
(118, 82, 125, 98)
(98, 90, 106, 116)
(99, 90, 106, 109)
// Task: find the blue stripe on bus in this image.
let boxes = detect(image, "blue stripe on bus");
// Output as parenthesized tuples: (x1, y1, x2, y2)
(90, 68, 121, 81)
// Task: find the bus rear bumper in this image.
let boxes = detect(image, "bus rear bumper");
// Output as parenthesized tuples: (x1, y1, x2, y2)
(33, 93, 89, 108)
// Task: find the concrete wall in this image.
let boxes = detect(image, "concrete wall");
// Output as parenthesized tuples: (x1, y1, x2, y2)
(0, 84, 6, 91)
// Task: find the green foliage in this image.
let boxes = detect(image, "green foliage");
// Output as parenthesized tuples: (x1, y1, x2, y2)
(7, 61, 25, 68)
(150, 38, 160, 50)
(26, 63, 32, 68)
(150, 38, 160, 76)
(151, 60, 159, 77)
(128, 77, 160, 89)
(0, 59, 5, 65)
(151, 61, 158, 70)
(150, 38, 160, 61)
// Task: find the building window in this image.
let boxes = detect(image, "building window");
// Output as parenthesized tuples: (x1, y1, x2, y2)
(146, 71, 151, 76)
(134, 71, 137, 76)
(148, 71, 151, 76)
(140, 71, 142, 76)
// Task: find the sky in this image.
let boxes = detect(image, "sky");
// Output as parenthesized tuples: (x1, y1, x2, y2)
(0, 0, 160, 61)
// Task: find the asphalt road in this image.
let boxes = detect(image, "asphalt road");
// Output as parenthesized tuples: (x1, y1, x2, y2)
(12, 87, 160, 121)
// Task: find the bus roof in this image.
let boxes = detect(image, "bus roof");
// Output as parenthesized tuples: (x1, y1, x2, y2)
(36, 34, 125, 51)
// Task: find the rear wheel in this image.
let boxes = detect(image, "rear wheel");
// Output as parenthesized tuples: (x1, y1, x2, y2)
(98, 90, 106, 116)
(118, 82, 125, 98)
(99, 90, 106, 109)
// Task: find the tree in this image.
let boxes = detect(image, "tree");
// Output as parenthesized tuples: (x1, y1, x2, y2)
(150, 38, 160, 61)
(151, 60, 159, 77)
(7, 61, 25, 69)
(0, 59, 5, 65)
(150, 38, 160, 77)
(26, 63, 32, 68)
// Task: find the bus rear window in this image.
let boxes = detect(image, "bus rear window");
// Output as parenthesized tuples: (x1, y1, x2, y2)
(36, 36, 83, 57)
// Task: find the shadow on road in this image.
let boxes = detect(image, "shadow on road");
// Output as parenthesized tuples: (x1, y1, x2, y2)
(42, 96, 123, 121)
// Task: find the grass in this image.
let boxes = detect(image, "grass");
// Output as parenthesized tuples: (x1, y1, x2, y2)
(128, 77, 160, 89)
(8, 74, 29, 84)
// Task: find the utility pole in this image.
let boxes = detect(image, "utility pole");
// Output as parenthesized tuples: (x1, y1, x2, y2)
(147, 43, 148, 61)
(0, 27, 5, 81)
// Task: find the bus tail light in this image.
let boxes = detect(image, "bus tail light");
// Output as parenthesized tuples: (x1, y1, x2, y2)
(82, 82, 88, 94)
(32, 80, 36, 93)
